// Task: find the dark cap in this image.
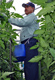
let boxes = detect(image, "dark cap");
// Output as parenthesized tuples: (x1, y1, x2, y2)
(22, 2, 35, 9)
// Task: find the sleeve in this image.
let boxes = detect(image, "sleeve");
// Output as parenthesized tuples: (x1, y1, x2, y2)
(8, 14, 35, 27)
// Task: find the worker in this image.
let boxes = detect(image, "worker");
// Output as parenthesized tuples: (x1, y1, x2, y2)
(8, 2, 39, 80)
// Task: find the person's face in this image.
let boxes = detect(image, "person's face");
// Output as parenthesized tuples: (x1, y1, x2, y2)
(24, 5, 34, 15)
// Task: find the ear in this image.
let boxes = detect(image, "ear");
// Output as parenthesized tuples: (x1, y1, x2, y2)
(33, 7, 35, 12)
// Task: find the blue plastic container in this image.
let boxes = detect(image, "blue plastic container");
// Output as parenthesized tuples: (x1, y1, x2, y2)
(14, 44, 26, 62)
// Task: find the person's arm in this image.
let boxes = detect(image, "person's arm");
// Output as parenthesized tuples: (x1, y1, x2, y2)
(8, 13, 35, 27)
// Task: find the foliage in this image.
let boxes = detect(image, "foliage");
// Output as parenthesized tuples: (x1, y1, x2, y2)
(0, 72, 14, 80)
(30, 0, 55, 80)
(0, 0, 23, 80)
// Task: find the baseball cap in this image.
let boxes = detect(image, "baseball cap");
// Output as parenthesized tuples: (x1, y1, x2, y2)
(22, 2, 35, 9)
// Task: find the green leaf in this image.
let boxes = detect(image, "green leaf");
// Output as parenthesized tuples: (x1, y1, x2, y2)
(30, 0, 47, 4)
(29, 55, 42, 62)
(0, 72, 14, 79)
(49, 61, 55, 67)
(4, 78, 10, 80)
(52, 30, 55, 34)
(0, 40, 5, 49)
(12, 6, 16, 10)
(5, 1, 13, 8)
(45, 15, 52, 24)
(30, 0, 48, 7)
(11, 12, 23, 18)
(52, 74, 55, 80)
(37, 1, 55, 16)
(47, 58, 52, 69)
(38, 47, 43, 52)
(2, 0, 6, 2)
(52, 12, 55, 20)
(49, 48, 55, 58)
(40, 37, 49, 48)
(34, 29, 45, 34)
(30, 44, 39, 49)
(41, 76, 45, 80)
(52, 70, 55, 73)
(43, 54, 52, 69)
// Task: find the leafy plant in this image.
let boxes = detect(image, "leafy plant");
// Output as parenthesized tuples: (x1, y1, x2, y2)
(0, 0, 23, 80)
(0, 72, 14, 80)
(29, 0, 55, 80)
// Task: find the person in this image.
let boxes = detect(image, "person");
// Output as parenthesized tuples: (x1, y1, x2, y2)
(8, 2, 39, 80)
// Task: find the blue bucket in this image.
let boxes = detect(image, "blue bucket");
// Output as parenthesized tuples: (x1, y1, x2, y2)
(14, 44, 26, 62)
